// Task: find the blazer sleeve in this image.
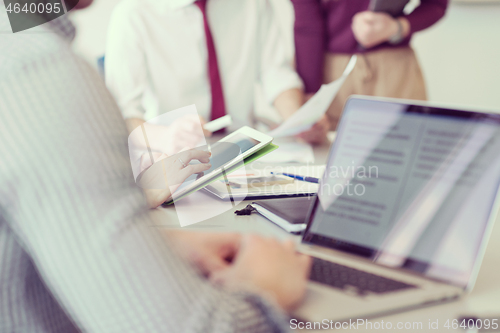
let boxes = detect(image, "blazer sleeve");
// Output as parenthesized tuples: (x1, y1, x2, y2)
(290, 0, 325, 93)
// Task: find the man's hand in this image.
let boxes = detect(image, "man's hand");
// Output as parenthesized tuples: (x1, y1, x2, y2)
(138, 148, 211, 208)
(297, 115, 330, 144)
(211, 235, 311, 312)
(166, 230, 241, 276)
(352, 12, 409, 49)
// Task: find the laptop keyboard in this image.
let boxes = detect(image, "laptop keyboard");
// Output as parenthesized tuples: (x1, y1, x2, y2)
(310, 258, 417, 296)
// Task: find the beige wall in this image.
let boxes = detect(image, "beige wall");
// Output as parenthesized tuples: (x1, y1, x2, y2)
(413, 2, 500, 111)
(70, 0, 500, 112)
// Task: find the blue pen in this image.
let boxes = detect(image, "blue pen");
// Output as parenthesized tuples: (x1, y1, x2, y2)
(271, 172, 319, 184)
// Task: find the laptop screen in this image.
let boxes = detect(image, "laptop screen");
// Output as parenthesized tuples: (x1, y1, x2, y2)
(303, 98, 500, 288)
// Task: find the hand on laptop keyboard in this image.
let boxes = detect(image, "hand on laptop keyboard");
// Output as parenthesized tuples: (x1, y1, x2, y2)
(310, 258, 416, 296)
(210, 235, 312, 311)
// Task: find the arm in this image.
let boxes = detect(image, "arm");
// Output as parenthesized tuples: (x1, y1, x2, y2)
(274, 87, 330, 144)
(352, 0, 448, 49)
(290, 0, 325, 94)
(273, 87, 304, 119)
(404, 0, 448, 34)
(106, 5, 210, 157)
(260, 1, 328, 143)
(105, 3, 148, 124)
(125, 117, 146, 133)
(0, 44, 292, 333)
(258, 0, 305, 118)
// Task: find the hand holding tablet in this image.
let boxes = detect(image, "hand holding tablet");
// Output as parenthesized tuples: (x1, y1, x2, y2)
(165, 126, 275, 205)
(136, 149, 212, 208)
(135, 126, 275, 207)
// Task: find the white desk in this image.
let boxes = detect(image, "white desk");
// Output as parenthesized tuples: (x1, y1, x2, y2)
(157, 140, 500, 332)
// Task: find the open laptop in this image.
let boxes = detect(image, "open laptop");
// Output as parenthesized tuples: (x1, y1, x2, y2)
(294, 96, 500, 322)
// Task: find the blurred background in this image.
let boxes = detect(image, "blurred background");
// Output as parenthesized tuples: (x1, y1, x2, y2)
(69, 0, 500, 114)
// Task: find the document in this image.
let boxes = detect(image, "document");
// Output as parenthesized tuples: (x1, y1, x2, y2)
(268, 55, 357, 138)
(259, 138, 315, 163)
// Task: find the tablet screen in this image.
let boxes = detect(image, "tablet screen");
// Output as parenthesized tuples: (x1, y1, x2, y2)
(205, 133, 260, 174)
(176, 133, 261, 191)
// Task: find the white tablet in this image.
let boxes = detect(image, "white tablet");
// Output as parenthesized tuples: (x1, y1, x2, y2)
(165, 126, 273, 204)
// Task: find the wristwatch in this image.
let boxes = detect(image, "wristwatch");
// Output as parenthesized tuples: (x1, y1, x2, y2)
(389, 19, 404, 45)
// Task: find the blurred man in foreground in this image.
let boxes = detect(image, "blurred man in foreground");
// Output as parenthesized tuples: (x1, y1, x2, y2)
(0, 2, 310, 332)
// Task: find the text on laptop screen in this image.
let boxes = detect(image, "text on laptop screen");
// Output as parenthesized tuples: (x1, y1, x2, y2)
(304, 98, 500, 288)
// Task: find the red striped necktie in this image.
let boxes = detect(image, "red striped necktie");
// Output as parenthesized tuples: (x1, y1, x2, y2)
(194, 0, 227, 122)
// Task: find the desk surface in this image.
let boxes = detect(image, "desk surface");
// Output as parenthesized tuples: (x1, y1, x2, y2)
(157, 140, 500, 332)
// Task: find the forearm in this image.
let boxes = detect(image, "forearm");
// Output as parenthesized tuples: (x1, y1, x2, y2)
(273, 88, 305, 120)
(404, 0, 448, 34)
(125, 117, 146, 134)
(32, 208, 290, 332)
(290, 0, 325, 93)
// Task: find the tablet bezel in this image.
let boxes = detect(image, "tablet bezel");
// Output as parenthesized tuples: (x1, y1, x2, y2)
(167, 126, 273, 203)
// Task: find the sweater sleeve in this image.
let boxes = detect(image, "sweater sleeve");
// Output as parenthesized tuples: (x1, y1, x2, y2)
(0, 29, 292, 333)
(290, 0, 325, 93)
(405, 0, 449, 34)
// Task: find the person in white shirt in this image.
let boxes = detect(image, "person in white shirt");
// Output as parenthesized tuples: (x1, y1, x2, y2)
(105, 0, 329, 155)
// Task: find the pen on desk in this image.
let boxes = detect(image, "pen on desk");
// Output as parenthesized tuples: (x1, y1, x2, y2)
(271, 172, 319, 184)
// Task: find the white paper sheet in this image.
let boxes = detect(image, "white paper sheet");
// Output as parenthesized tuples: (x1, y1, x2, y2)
(268, 55, 357, 138)
(259, 138, 315, 163)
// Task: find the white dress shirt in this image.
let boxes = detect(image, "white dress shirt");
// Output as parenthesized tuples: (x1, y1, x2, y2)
(105, 0, 303, 128)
